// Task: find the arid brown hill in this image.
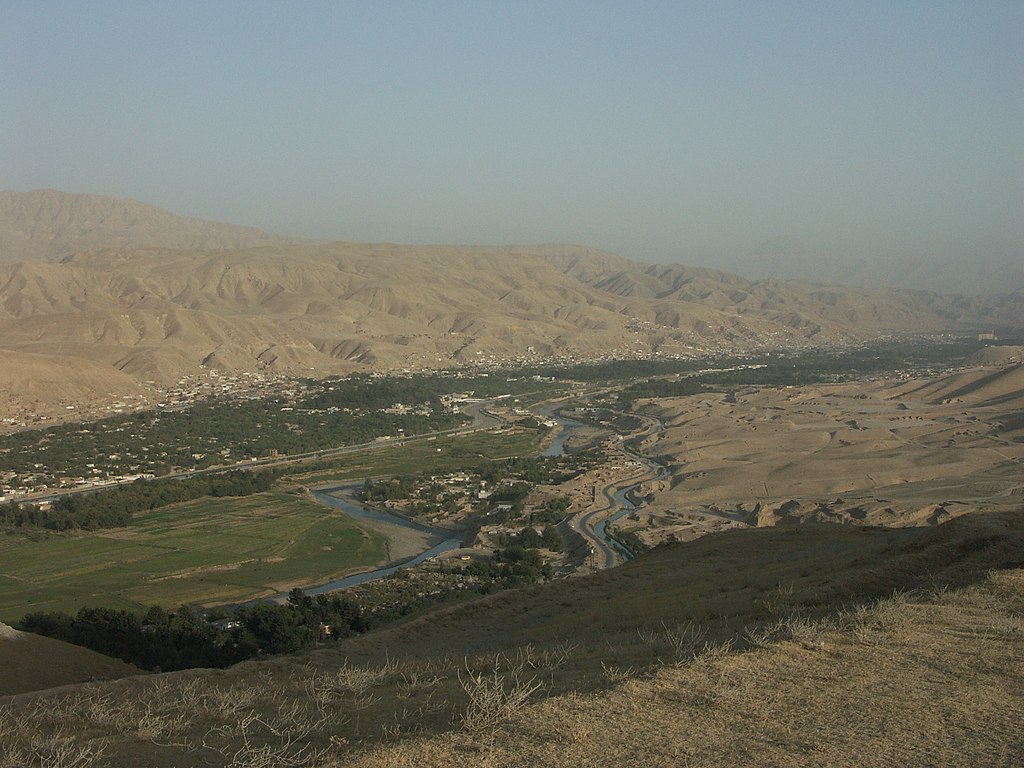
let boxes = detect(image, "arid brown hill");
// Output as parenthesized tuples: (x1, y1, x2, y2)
(0, 189, 301, 263)
(0, 190, 1020, 416)
(1, 244, 1019, 393)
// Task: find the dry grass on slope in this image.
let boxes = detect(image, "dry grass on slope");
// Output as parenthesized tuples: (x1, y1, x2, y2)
(1, 511, 1020, 767)
(0, 625, 141, 697)
(348, 569, 1024, 768)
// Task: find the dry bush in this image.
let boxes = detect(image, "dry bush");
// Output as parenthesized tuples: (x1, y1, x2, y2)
(637, 621, 711, 662)
(303, 656, 401, 705)
(841, 590, 915, 645)
(1, 701, 106, 768)
(201, 709, 330, 768)
(201, 678, 269, 719)
(458, 662, 543, 732)
(23, 729, 105, 768)
(395, 669, 441, 700)
(600, 661, 637, 684)
(66, 687, 194, 744)
(762, 583, 797, 617)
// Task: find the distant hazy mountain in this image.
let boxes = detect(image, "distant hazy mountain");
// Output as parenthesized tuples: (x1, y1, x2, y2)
(0, 241, 1018, 389)
(723, 236, 1024, 296)
(0, 191, 1019, 415)
(0, 189, 303, 263)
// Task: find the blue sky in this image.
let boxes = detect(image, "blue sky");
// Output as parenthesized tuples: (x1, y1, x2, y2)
(2, 1, 1021, 276)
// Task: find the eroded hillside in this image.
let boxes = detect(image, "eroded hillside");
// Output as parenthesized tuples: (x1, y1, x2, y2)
(1, 241, 1019, 420)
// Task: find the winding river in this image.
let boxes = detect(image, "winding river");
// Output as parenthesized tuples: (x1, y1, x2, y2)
(299, 408, 653, 595)
(304, 486, 464, 594)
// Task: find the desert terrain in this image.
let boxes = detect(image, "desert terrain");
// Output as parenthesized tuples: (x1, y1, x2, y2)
(615, 359, 1024, 545)
(1, 191, 1020, 421)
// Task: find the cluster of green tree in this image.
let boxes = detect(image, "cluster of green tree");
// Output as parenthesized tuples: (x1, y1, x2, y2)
(615, 339, 994, 408)
(466, 545, 552, 590)
(1, 470, 277, 532)
(528, 496, 572, 525)
(238, 589, 370, 655)
(507, 524, 562, 552)
(519, 357, 705, 383)
(0, 380, 469, 490)
(607, 525, 649, 557)
(0, 498, 129, 530)
(18, 589, 368, 671)
(407, 495, 461, 518)
(361, 476, 417, 501)
(20, 605, 246, 670)
(615, 378, 706, 408)
(477, 454, 585, 486)
(521, 338, 991, 386)
(360, 452, 593, 519)
(307, 372, 562, 411)
(488, 482, 533, 504)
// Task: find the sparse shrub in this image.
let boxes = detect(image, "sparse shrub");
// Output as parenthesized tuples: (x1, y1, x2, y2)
(841, 589, 915, 645)
(637, 621, 710, 662)
(600, 661, 636, 684)
(458, 662, 542, 732)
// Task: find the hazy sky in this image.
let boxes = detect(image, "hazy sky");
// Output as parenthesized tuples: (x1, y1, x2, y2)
(3, 1, 1021, 275)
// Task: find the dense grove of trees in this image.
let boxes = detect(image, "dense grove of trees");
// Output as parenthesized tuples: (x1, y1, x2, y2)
(3, 373, 556, 489)
(467, 545, 552, 589)
(1, 470, 277, 531)
(528, 496, 572, 525)
(616, 339, 996, 407)
(308, 372, 561, 410)
(477, 454, 585, 485)
(524, 338, 993, 386)
(19, 589, 369, 671)
(362, 476, 417, 501)
(507, 525, 562, 552)
(361, 452, 590, 511)
(1, 404, 464, 489)
(607, 525, 649, 557)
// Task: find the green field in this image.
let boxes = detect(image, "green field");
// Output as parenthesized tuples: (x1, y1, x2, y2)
(290, 427, 548, 485)
(0, 428, 549, 622)
(0, 491, 386, 621)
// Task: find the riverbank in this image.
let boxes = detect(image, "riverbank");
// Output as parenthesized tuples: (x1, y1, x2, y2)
(312, 485, 450, 563)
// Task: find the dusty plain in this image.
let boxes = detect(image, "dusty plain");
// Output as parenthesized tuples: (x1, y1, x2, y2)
(615, 362, 1024, 545)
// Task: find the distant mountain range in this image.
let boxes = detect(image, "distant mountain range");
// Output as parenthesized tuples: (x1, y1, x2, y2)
(722, 235, 1024, 296)
(0, 190, 1020, 414)
(0, 188, 302, 263)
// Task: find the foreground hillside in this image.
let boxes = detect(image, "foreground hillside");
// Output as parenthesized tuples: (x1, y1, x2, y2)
(0, 623, 140, 696)
(2, 509, 1020, 766)
(353, 567, 1024, 768)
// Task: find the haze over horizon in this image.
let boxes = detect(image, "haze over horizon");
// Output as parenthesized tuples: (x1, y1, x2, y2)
(3, 1, 1021, 290)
